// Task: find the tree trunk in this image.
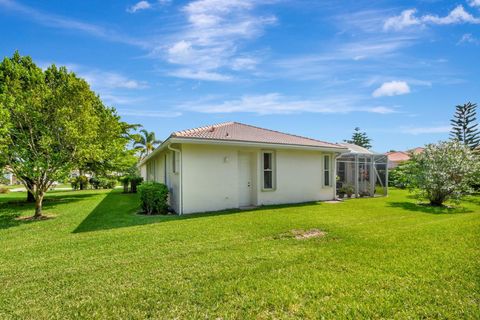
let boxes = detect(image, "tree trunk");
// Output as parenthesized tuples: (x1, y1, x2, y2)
(79, 170, 85, 190)
(123, 182, 129, 193)
(27, 190, 35, 203)
(25, 178, 35, 203)
(33, 194, 44, 218)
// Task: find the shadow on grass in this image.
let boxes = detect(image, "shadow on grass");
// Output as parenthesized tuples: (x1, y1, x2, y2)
(0, 191, 98, 230)
(387, 201, 473, 214)
(73, 191, 321, 233)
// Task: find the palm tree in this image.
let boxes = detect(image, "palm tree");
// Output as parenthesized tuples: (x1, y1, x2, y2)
(133, 129, 162, 159)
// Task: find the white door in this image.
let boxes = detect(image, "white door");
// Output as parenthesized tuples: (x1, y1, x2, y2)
(238, 152, 253, 206)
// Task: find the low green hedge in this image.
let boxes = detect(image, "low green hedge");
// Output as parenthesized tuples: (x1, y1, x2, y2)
(138, 182, 169, 215)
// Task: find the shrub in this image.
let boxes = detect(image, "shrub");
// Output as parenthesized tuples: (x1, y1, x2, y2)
(340, 185, 354, 198)
(0, 187, 9, 194)
(89, 177, 100, 189)
(388, 161, 414, 189)
(404, 140, 480, 206)
(99, 179, 117, 189)
(119, 176, 130, 193)
(138, 182, 169, 215)
(130, 176, 143, 193)
(70, 177, 79, 190)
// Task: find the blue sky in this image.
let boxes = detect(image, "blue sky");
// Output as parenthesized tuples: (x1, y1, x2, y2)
(1, 0, 479, 151)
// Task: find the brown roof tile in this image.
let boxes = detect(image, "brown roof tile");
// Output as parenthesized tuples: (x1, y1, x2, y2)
(385, 151, 410, 162)
(171, 122, 344, 149)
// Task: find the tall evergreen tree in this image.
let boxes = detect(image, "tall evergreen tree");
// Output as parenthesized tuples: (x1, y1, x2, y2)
(450, 102, 480, 150)
(344, 127, 372, 149)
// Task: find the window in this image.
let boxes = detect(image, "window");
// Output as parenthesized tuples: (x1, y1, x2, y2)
(262, 151, 275, 190)
(323, 155, 331, 187)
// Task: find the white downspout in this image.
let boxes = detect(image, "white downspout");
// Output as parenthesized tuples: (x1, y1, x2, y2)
(168, 144, 183, 215)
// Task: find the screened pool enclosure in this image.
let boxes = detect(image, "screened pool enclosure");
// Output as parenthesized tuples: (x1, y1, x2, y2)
(336, 143, 388, 198)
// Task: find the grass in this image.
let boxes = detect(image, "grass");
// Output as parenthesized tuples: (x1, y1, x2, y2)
(0, 189, 479, 319)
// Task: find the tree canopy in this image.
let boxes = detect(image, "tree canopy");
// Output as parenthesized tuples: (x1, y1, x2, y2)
(344, 127, 372, 149)
(0, 52, 136, 217)
(133, 129, 161, 159)
(403, 140, 479, 206)
(450, 102, 480, 150)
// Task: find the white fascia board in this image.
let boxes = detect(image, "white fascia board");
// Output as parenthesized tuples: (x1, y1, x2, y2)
(168, 137, 349, 153)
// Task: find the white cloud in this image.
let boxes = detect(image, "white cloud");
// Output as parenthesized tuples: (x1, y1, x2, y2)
(401, 126, 450, 135)
(372, 81, 410, 97)
(117, 109, 181, 118)
(181, 93, 397, 115)
(169, 69, 232, 81)
(458, 33, 480, 45)
(127, 1, 151, 13)
(0, 0, 148, 47)
(469, 0, 480, 8)
(367, 106, 397, 114)
(384, 5, 480, 31)
(384, 9, 421, 31)
(80, 70, 148, 90)
(158, 0, 276, 80)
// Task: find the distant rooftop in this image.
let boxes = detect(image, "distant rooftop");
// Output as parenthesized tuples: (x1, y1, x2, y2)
(171, 122, 345, 149)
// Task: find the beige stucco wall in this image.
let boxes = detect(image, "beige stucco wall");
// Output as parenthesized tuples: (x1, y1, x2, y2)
(254, 149, 335, 206)
(141, 148, 180, 213)
(141, 143, 338, 214)
(180, 143, 337, 214)
(182, 144, 240, 214)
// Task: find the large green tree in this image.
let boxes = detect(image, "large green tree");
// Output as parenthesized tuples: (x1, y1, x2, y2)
(450, 102, 480, 150)
(344, 127, 372, 149)
(0, 52, 134, 218)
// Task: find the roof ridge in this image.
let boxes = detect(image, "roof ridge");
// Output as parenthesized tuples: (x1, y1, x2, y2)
(172, 121, 234, 137)
(231, 122, 340, 147)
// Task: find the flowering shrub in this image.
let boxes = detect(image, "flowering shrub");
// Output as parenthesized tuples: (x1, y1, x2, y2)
(405, 141, 479, 206)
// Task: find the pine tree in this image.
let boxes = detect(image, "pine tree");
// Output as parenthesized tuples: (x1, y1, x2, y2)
(450, 102, 480, 150)
(344, 127, 372, 149)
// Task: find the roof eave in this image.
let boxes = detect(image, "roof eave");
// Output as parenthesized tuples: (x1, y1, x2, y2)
(172, 137, 348, 152)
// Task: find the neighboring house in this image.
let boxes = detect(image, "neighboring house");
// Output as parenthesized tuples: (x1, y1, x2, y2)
(386, 147, 425, 168)
(2, 166, 18, 185)
(385, 151, 410, 168)
(139, 122, 348, 214)
(408, 147, 424, 155)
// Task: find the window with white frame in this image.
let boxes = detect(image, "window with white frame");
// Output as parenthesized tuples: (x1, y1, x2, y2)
(262, 151, 275, 190)
(323, 155, 331, 187)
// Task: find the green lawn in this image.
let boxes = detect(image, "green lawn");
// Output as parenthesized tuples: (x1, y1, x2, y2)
(0, 189, 479, 319)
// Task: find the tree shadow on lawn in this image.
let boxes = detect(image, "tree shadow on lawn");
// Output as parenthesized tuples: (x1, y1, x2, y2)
(73, 191, 320, 233)
(387, 201, 473, 214)
(0, 191, 98, 230)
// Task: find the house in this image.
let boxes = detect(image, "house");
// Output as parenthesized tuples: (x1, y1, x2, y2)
(139, 122, 348, 214)
(386, 147, 424, 168)
(385, 151, 410, 168)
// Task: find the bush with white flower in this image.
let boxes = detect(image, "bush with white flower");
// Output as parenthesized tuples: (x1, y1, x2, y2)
(406, 140, 480, 206)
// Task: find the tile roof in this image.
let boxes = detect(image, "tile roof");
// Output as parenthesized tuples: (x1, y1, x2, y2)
(407, 147, 425, 155)
(170, 122, 344, 149)
(385, 151, 410, 162)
